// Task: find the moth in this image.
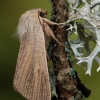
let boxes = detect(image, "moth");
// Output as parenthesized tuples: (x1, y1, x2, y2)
(13, 8, 63, 100)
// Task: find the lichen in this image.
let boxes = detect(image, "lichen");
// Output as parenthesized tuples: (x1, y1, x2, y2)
(61, 0, 100, 75)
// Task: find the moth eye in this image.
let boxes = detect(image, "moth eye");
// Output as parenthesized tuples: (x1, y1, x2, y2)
(40, 12, 45, 17)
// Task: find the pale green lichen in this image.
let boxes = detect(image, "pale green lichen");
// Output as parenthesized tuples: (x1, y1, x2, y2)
(63, 0, 100, 75)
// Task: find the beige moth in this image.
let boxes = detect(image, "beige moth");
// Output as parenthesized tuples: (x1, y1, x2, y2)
(13, 8, 62, 100)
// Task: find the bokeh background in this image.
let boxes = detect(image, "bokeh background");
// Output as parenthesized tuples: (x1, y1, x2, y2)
(0, 0, 100, 100)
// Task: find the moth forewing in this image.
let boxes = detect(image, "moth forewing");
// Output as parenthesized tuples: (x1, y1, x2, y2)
(13, 9, 51, 100)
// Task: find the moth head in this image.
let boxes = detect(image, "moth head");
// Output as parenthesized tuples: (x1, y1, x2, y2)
(38, 9, 48, 18)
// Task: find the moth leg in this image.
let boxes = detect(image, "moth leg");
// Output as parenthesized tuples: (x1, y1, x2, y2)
(42, 18, 67, 26)
(43, 22, 64, 47)
(42, 18, 59, 25)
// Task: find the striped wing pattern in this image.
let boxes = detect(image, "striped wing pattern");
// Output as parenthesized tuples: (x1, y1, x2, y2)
(13, 9, 51, 100)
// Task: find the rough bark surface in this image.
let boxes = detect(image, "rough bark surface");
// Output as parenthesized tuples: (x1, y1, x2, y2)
(48, 0, 91, 100)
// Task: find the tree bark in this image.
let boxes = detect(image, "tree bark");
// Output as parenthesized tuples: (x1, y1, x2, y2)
(48, 0, 91, 100)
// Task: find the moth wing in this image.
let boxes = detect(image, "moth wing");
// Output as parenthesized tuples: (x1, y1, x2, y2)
(13, 10, 51, 100)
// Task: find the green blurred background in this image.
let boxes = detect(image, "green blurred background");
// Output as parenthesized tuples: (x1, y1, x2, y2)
(0, 0, 100, 100)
